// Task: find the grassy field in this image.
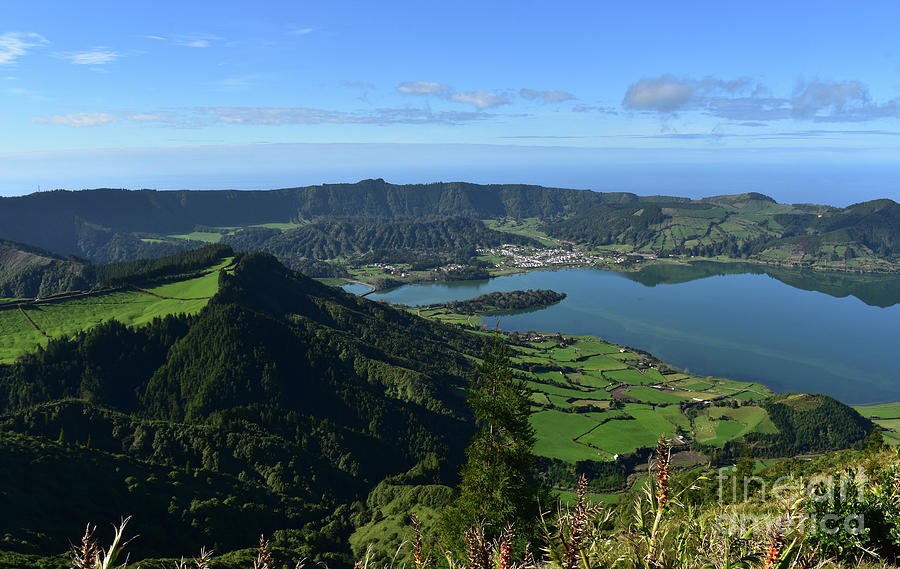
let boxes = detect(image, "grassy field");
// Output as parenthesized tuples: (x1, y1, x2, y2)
(855, 403, 900, 442)
(145, 270, 220, 298)
(483, 217, 558, 247)
(0, 261, 228, 364)
(408, 308, 781, 475)
(167, 231, 223, 243)
(0, 308, 47, 363)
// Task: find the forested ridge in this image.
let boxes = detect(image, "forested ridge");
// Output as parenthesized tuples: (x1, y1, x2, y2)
(0, 243, 232, 299)
(224, 216, 538, 261)
(427, 289, 567, 314)
(0, 253, 486, 564)
(1, 181, 898, 271)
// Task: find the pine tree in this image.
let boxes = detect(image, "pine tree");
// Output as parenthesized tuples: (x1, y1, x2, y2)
(867, 428, 885, 454)
(441, 338, 545, 554)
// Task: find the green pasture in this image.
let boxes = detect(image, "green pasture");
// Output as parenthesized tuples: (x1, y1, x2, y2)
(605, 368, 655, 385)
(854, 404, 900, 420)
(624, 386, 689, 404)
(531, 409, 608, 462)
(578, 354, 627, 371)
(0, 309, 47, 363)
(145, 270, 220, 299)
(167, 231, 223, 243)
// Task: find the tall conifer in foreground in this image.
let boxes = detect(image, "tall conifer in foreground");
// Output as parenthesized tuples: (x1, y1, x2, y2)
(440, 338, 544, 554)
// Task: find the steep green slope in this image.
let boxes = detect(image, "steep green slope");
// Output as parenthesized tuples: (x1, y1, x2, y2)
(0, 253, 483, 563)
(543, 193, 900, 268)
(2, 182, 897, 269)
(225, 216, 539, 261)
(0, 181, 615, 260)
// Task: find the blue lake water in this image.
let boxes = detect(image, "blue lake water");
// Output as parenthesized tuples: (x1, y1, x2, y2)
(341, 282, 374, 295)
(368, 266, 900, 404)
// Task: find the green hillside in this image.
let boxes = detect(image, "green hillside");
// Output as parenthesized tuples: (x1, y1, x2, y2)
(0, 253, 880, 568)
(0, 254, 487, 565)
(1, 182, 897, 273)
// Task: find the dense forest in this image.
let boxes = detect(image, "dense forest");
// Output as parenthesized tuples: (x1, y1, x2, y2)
(0, 181, 633, 259)
(0, 253, 490, 564)
(224, 216, 537, 261)
(1, 182, 898, 271)
(427, 289, 567, 314)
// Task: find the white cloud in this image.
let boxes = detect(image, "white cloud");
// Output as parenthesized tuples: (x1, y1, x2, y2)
(790, 80, 900, 121)
(34, 113, 118, 127)
(396, 81, 451, 95)
(623, 74, 900, 123)
(292, 27, 314, 35)
(446, 90, 510, 110)
(340, 80, 375, 89)
(0, 32, 48, 64)
(196, 106, 492, 125)
(622, 75, 754, 112)
(396, 80, 511, 110)
(65, 49, 121, 65)
(520, 88, 575, 104)
(174, 34, 219, 48)
(125, 113, 168, 122)
(142, 35, 167, 41)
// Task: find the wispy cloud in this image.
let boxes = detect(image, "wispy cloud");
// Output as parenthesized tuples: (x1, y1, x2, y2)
(33, 113, 118, 127)
(196, 106, 493, 125)
(0, 32, 48, 64)
(572, 104, 618, 115)
(142, 35, 167, 41)
(397, 81, 510, 109)
(174, 34, 219, 48)
(33, 105, 498, 128)
(340, 80, 375, 89)
(64, 49, 121, 65)
(623, 74, 900, 123)
(446, 90, 510, 110)
(622, 74, 754, 112)
(520, 88, 575, 104)
(791, 79, 900, 122)
(291, 27, 315, 35)
(396, 81, 451, 95)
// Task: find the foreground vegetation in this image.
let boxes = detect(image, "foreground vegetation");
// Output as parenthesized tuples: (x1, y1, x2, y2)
(0, 252, 883, 568)
(28, 430, 900, 569)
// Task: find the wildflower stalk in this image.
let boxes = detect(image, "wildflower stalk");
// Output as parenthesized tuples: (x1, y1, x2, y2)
(253, 534, 271, 569)
(498, 526, 513, 569)
(411, 514, 427, 569)
(763, 517, 786, 569)
(564, 474, 589, 569)
(647, 436, 670, 567)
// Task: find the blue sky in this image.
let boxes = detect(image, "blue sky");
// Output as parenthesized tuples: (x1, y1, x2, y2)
(2, 0, 899, 203)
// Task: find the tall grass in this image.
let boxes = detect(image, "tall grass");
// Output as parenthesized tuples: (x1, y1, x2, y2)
(69, 441, 900, 569)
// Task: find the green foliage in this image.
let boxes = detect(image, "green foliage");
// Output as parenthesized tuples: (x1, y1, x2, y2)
(429, 289, 566, 314)
(441, 339, 545, 554)
(0, 253, 488, 563)
(225, 216, 539, 261)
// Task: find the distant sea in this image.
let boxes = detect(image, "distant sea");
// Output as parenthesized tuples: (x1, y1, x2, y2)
(2, 143, 898, 206)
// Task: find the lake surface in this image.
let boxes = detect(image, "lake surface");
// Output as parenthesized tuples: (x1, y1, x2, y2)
(369, 264, 900, 404)
(341, 282, 374, 295)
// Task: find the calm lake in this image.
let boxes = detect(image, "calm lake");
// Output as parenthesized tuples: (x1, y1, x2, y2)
(363, 263, 900, 404)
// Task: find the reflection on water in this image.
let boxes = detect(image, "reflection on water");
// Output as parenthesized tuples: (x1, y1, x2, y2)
(370, 263, 900, 404)
(627, 261, 900, 308)
(341, 282, 374, 295)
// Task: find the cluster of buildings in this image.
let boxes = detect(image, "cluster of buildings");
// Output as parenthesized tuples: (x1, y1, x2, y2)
(477, 245, 598, 268)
